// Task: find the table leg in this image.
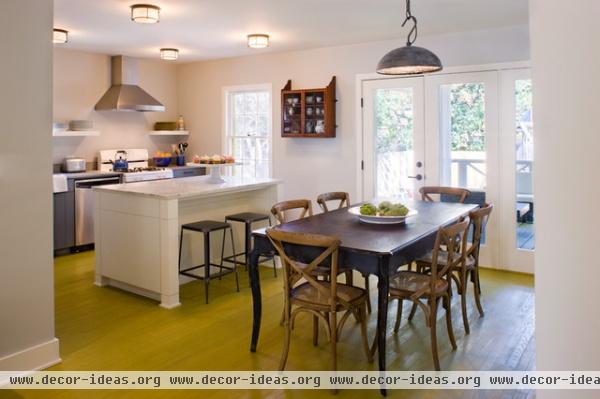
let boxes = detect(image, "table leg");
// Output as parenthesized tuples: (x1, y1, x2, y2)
(249, 247, 262, 352)
(377, 257, 390, 396)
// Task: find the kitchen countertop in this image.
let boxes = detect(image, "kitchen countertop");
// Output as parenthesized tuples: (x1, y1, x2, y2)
(93, 175, 281, 200)
(55, 164, 204, 179)
(57, 170, 121, 179)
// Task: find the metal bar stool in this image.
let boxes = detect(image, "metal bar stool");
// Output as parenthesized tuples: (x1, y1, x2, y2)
(178, 220, 239, 304)
(222, 212, 277, 277)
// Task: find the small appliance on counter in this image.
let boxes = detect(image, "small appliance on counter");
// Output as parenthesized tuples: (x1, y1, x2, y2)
(62, 157, 86, 173)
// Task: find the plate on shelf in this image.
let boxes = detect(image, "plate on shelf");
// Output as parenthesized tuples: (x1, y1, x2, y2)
(348, 206, 417, 225)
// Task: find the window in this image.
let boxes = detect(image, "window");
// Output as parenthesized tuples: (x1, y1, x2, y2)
(224, 85, 272, 178)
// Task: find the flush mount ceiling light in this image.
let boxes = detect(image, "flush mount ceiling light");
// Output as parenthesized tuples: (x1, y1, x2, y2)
(130, 4, 161, 24)
(53, 28, 69, 44)
(160, 48, 179, 61)
(376, 0, 442, 75)
(247, 34, 269, 49)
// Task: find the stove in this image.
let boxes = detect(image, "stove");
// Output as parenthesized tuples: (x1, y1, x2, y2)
(99, 149, 174, 183)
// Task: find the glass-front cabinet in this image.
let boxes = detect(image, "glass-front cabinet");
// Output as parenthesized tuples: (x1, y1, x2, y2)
(281, 77, 336, 138)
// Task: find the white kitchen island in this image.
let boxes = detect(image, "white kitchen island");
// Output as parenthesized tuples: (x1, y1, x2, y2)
(93, 176, 281, 308)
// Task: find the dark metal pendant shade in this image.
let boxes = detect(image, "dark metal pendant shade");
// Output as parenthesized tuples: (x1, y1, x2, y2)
(377, 45, 442, 75)
(376, 0, 442, 75)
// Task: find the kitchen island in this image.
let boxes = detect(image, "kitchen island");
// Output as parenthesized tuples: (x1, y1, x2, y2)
(93, 175, 282, 308)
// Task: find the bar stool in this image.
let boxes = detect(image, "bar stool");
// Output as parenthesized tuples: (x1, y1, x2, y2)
(178, 220, 239, 304)
(222, 212, 277, 277)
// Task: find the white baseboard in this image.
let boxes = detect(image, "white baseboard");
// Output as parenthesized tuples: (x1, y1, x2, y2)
(0, 338, 61, 371)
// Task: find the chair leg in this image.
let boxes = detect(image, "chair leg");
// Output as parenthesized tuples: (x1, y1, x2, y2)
(178, 228, 184, 272)
(219, 229, 226, 281)
(312, 315, 319, 346)
(268, 218, 277, 277)
(473, 269, 484, 317)
(329, 311, 338, 374)
(344, 270, 353, 286)
(429, 297, 441, 371)
(229, 227, 240, 293)
(364, 274, 372, 314)
(394, 298, 403, 333)
(408, 301, 418, 321)
(460, 268, 470, 335)
(203, 232, 210, 304)
(359, 304, 373, 363)
(278, 303, 292, 371)
(444, 294, 457, 350)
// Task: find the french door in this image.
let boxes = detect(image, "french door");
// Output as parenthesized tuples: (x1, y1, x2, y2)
(424, 71, 499, 268)
(362, 77, 425, 200)
(499, 69, 534, 273)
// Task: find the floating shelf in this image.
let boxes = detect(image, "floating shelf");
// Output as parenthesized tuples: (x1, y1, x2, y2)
(53, 130, 100, 137)
(148, 130, 190, 136)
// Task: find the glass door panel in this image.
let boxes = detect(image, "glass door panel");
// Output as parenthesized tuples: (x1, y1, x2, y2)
(500, 69, 534, 273)
(424, 71, 499, 267)
(362, 77, 424, 200)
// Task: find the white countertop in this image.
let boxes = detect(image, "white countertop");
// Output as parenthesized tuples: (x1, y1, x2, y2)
(93, 175, 282, 200)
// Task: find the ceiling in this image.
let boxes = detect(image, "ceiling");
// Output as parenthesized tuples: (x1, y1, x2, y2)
(54, 0, 529, 62)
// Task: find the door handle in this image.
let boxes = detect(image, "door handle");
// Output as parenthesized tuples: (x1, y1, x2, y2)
(408, 174, 423, 181)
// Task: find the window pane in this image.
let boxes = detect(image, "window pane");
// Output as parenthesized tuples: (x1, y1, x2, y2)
(233, 93, 244, 115)
(440, 83, 486, 190)
(258, 115, 269, 136)
(241, 138, 255, 160)
(226, 89, 271, 178)
(374, 87, 415, 198)
(244, 93, 258, 114)
(245, 115, 258, 136)
(515, 79, 535, 250)
(234, 115, 245, 135)
(256, 138, 268, 160)
(257, 92, 269, 114)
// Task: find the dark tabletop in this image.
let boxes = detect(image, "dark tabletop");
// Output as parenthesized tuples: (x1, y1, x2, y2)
(253, 200, 478, 256)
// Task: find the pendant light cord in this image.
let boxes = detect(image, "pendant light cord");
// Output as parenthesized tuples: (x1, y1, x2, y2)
(402, 0, 418, 46)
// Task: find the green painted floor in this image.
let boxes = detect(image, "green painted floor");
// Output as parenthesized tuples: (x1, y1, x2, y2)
(5, 251, 535, 399)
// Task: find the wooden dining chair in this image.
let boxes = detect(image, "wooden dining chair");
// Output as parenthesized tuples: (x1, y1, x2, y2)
(271, 199, 313, 224)
(316, 192, 350, 213)
(316, 191, 372, 314)
(389, 220, 469, 371)
(267, 229, 373, 372)
(420, 186, 472, 204)
(410, 204, 493, 335)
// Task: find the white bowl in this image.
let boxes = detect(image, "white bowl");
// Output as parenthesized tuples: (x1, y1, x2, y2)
(348, 206, 418, 225)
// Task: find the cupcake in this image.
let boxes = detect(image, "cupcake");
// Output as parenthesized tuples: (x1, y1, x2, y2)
(199, 155, 210, 164)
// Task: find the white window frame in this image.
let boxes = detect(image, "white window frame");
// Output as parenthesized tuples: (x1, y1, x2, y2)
(222, 83, 273, 178)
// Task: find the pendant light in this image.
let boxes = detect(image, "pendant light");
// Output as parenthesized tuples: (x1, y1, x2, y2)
(376, 0, 442, 75)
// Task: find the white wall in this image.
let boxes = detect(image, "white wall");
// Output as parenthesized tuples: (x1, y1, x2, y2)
(178, 25, 529, 201)
(53, 48, 180, 164)
(531, 1, 600, 395)
(0, 0, 60, 370)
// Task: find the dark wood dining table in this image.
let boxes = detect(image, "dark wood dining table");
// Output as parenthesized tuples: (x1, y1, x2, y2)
(247, 200, 478, 394)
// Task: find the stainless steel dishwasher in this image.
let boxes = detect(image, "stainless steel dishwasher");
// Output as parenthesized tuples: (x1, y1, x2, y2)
(74, 176, 121, 246)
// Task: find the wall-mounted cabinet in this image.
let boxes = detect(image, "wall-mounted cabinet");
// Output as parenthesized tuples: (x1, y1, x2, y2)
(281, 76, 336, 138)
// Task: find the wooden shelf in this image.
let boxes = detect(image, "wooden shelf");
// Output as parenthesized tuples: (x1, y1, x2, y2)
(148, 130, 190, 136)
(281, 77, 336, 138)
(53, 130, 100, 137)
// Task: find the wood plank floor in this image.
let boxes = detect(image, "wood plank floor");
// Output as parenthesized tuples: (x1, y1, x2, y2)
(6, 251, 535, 399)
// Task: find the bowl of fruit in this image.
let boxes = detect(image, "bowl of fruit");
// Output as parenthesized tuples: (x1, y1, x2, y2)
(348, 200, 417, 225)
(153, 151, 173, 167)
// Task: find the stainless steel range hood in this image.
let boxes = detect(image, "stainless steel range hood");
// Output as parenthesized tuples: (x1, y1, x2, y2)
(95, 55, 165, 112)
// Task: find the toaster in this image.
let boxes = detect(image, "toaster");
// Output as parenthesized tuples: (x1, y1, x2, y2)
(62, 157, 86, 173)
